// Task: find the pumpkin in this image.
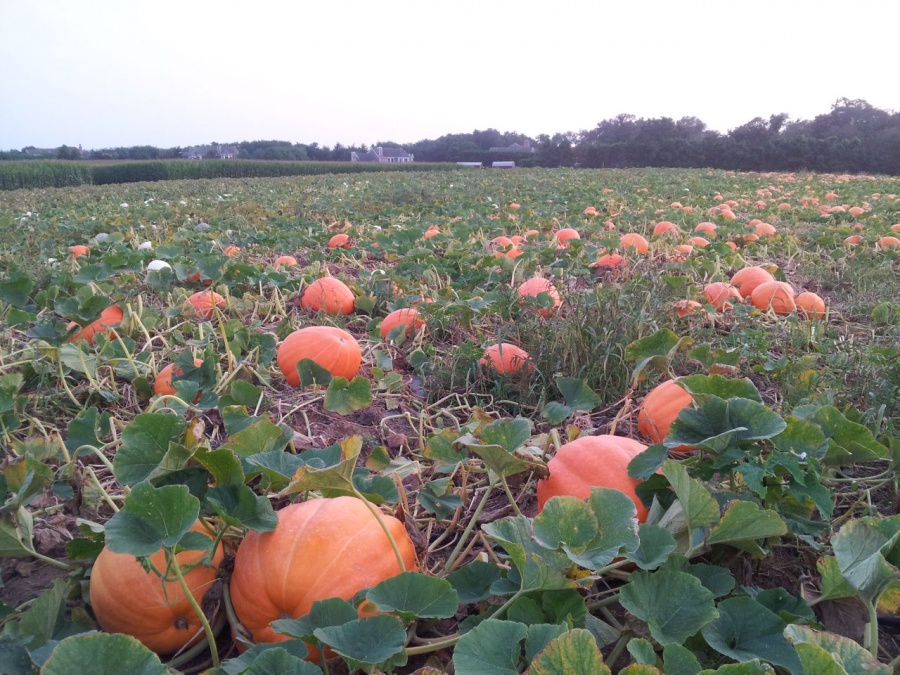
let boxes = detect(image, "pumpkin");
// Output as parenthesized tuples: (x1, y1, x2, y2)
(278, 326, 361, 386)
(844, 235, 863, 246)
(750, 280, 796, 314)
(68, 305, 124, 345)
(877, 236, 900, 249)
(69, 245, 90, 259)
(848, 206, 865, 217)
(423, 226, 441, 239)
(223, 245, 241, 256)
(703, 282, 741, 311)
(273, 255, 299, 270)
(687, 236, 710, 247)
(652, 221, 678, 237)
(694, 222, 718, 237)
(796, 291, 826, 319)
(553, 228, 581, 247)
(517, 277, 561, 318)
(154, 358, 204, 397)
(536, 435, 650, 522)
(480, 343, 531, 374)
(620, 233, 649, 254)
(380, 308, 424, 341)
(328, 233, 351, 249)
(301, 277, 355, 315)
(183, 291, 226, 320)
(592, 252, 625, 271)
(89, 521, 223, 655)
(891, 223, 900, 233)
(146, 260, 172, 273)
(754, 222, 776, 237)
(229, 496, 416, 652)
(673, 299, 703, 318)
(637, 379, 694, 445)
(730, 266, 775, 299)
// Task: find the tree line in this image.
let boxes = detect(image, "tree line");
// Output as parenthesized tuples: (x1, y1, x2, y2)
(3, 99, 899, 175)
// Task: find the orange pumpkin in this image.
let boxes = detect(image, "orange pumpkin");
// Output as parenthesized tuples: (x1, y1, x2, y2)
(183, 291, 226, 320)
(553, 228, 581, 247)
(380, 308, 424, 341)
(328, 233, 351, 249)
(423, 226, 441, 239)
(69, 245, 90, 259)
(703, 282, 741, 311)
(154, 358, 204, 397)
(300, 277, 355, 315)
(877, 236, 900, 249)
(730, 266, 775, 299)
(229, 497, 416, 652)
(652, 221, 678, 237)
(592, 252, 625, 272)
(68, 305, 124, 345)
(687, 236, 710, 247)
(694, 222, 718, 237)
(796, 291, 826, 319)
(517, 277, 561, 318)
(223, 245, 241, 256)
(89, 521, 223, 655)
(673, 299, 703, 318)
(844, 235, 863, 246)
(273, 255, 299, 270)
(637, 379, 694, 445)
(278, 326, 361, 386)
(620, 233, 649, 254)
(750, 280, 796, 314)
(536, 435, 650, 522)
(480, 343, 531, 374)
(754, 222, 776, 237)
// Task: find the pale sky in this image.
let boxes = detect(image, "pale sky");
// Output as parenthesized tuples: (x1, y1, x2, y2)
(1, 0, 897, 150)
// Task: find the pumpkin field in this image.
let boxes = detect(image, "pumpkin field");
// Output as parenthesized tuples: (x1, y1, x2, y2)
(1, 167, 900, 674)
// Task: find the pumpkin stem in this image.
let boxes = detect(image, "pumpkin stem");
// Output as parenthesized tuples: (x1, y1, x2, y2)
(165, 548, 220, 668)
(355, 493, 408, 573)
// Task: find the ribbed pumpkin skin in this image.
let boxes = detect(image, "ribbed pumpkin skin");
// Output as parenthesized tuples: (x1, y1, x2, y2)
(154, 358, 204, 396)
(380, 308, 424, 341)
(278, 326, 361, 386)
(68, 305, 123, 345)
(796, 291, 826, 319)
(637, 379, 694, 445)
(480, 343, 531, 374)
(273, 255, 298, 269)
(183, 291, 225, 320)
(703, 282, 741, 311)
(517, 278, 561, 318)
(89, 523, 222, 655)
(230, 497, 417, 647)
(301, 278, 355, 315)
(328, 233, 351, 249)
(536, 435, 649, 522)
(553, 228, 581, 247)
(620, 233, 649, 254)
(750, 280, 796, 315)
(730, 266, 775, 299)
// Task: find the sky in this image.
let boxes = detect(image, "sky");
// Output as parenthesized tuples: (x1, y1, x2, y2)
(1, 0, 898, 151)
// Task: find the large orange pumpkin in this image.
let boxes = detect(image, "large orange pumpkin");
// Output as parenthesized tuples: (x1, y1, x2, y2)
(183, 291, 226, 320)
(154, 358, 204, 397)
(703, 282, 741, 311)
(637, 379, 694, 445)
(229, 496, 416, 650)
(652, 221, 678, 237)
(328, 233, 351, 249)
(750, 280, 796, 314)
(273, 255, 299, 270)
(730, 266, 775, 299)
(536, 435, 650, 522)
(553, 228, 581, 248)
(796, 291, 826, 319)
(68, 305, 124, 345)
(380, 308, 424, 341)
(517, 277, 561, 318)
(277, 326, 361, 386)
(300, 277, 355, 315)
(480, 343, 531, 374)
(620, 233, 649, 254)
(89, 522, 223, 655)
(69, 244, 90, 259)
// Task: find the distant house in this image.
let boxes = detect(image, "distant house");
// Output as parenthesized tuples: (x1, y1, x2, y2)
(489, 140, 535, 154)
(492, 161, 516, 169)
(23, 147, 57, 157)
(456, 162, 483, 168)
(350, 146, 414, 163)
(182, 144, 239, 160)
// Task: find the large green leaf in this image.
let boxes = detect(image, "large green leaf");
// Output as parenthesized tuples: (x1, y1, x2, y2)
(662, 461, 719, 545)
(677, 375, 762, 403)
(483, 516, 574, 592)
(784, 624, 892, 675)
(707, 501, 787, 548)
(701, 596, 802, 674)
(41, 634, 167, 675)
(619, 570, 718, 645)
(212, 642, 312, 675)
(323, 376, 372, 415)
(556, 377, 601, 412)
(666, 397, 786, 456)
(313, 615, 407, 672)
(831, 515, 900, 602)
(366, 572, 459, 621)
(203, 484, 278, 531)
(112, 412, 187, 486)
(525, 628, 611, 674)
(626, 329, 692, 384)
(803, 406, 890, 465)
(454, 619, 528, 675)
(103, 482, 200, 556)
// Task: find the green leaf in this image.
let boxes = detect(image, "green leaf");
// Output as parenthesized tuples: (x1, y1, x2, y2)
(272, 597, 358, 641)
(0, 271, 34, 308)
(667, 398, 786, 455)
(628, 444, 668, 481)
(211, 642, 312, 675)
(701, 596, 802, 674)
(662, 643, 703, 675)
(556, 377, 601, 412)
(831, 515, 900, 602)
(677, 375, 762, 403)
(707, 501, 787, 547)
(366, 572, 459, 621)
(103, 482, 200, 556)
(454, 619, 528, 675)
(0, 508, 35, 559)
(533, 497, 599, 552)
(220, 417, 294, 461)
(297, 358, 333, 388)
(112, 412, 188, 486)
(64, 406, 111, 455)
(15, 578, 79, 649)
(816, 555, 857, 601)
(523, 623, 569, 663)
(662, 461, 719, 537)
(806, 406, 889, 465)
(627, 637, 658, 664)
(219, 380, 264, 408)
(459, 435, 537, 478)
(226, 647, 323, 674)
(619, 570, 718, 645)
(771, 417, 827, 457)
(193, 447, 244, 487)
(626, 329, 692, 384)
(418, 477, 464, 519)
(791, 643, 851, 675)
(323, 376, 372, 415)
(698, 662, 775, 674)
(424, 428, 469, 467)
(313, 615, 407, 671)
(525, 628, 611, 674)
(279, 437, 359, 497)
(481, 417, 533, 453)
(42, 633, 167, 675)
(628, 524, 677, 570)
(447, 560, 505, 604)
(203, 484, 278, 532)
(784, 624, 892, 675)
(483, 516, 575, 592)
(542, 401, 573, 425)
